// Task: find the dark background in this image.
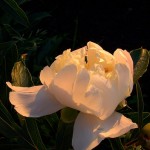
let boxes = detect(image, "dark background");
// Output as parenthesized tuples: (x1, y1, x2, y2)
(24, 0, 150, 50)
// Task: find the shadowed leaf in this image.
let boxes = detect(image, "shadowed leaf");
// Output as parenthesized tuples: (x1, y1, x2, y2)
(130, 48, 149, 83)
(0, 0, 30, 27)
(136, 82, 144, 132)
(25, 118, 47, 150)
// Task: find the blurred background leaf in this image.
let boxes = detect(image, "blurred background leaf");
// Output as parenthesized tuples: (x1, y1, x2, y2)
(0, 0, 30, 27)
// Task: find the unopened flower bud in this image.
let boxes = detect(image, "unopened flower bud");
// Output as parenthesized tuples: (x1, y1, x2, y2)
(141, 123, 150, 149)
(11, 54, 33, 87)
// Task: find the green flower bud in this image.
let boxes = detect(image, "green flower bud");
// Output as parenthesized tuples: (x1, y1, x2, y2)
(61, 107, 79, 123)
(141, 123, 150, 149)
(11, 54, 33, 87)
(142, 123, 150, 139)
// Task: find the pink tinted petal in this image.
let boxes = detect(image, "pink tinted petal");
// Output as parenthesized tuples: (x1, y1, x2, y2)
(40, 66, 55, 86)
(116, 63, 131, 98)
(9, 85, 64, 117)
(122, 50, 133, 75)
(114, 49, 127, 64)
(51, 64, 77, 106)
(73, 69, 90, 104)
(113, 49, 133, 88)
(72, 112, 137, 150)
(72, 69, 92, 113)
(82, 74, 119, 120)
(72, 64, 131, 120)
(99, 112, 137, 138)
(72, 112, 103, 150)
(6, 82, 42, 92)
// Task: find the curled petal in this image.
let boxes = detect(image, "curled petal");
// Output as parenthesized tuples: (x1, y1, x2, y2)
(6, 82, 42, 92)
(122, 50, 133, 75)
(114, 49, 133, 91)
(9, 85, 64, 117)
(114, 49, 133, 75)
(40, 66, 55, 87)
(99, 112, 137, 138)
(72, 112, 137, 150)
(115, 63, 131, 98)
(87, 41, 103, 50)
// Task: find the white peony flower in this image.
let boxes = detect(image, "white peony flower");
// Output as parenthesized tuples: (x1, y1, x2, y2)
(7, 41, 137, 150)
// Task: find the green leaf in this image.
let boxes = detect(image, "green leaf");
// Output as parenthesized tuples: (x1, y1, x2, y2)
(0, 41, 14, 50)
(37, 35, 65, 65)
(124, 112, 150, 125)
(0, 0, 30, 27)
(3, 24, 21, 38)
(136, 81, 144, 132)
(0, 41, 15, 61)
(0, 101, 15, 124)
(130, 48, 149, 83)
(0, 101, 34, 148)
(44, 113, 59, 135)
(25, 118, 47, 150)
(15, 0, 29, 5)
(61, 107, 79, 123)
(0, 116, 19, 138)
(109, 138, 125, 150)
(30, 12, 51, 24)
(56, 120, 74, 150)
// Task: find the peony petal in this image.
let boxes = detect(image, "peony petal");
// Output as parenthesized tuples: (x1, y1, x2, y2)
(72, 112, 137, 150)
(40, 66, 55, 87)
(122, 50, 133, 75)
(9, 85, 64, 117)
(51, 64, 77, 107)
(6, 82, 42, 92)
(114, 49, 133, 91)
(87, 41, 103, 50)
(82, 74, 119, 120)
(99, 112, 137, 138)
(72, 63, 131, 120)
(72, 69, 91, 113)
(94, 64, 131, 120)
(115, 63, 131, 98)
(73, 68, 90, 103)
(114, 49, 133, 75)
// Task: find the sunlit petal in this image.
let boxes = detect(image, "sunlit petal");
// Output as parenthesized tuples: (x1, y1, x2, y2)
(72, 112, 137, 150)
(6, 82, 42, 92)
(40, 66, 55, 87)
(51, 64, 77, 107)
(114, 49, 133, 91)
(87, 41, 103, 50)
(114, 49, 133, 75)
(122, 50, 133, 75)
(9, 85, 64, 117)
(72, 68, 91, 112)
(99, 112, 137, 138)
(115, 63, 131, 98)
(72, 63, 131, 120)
